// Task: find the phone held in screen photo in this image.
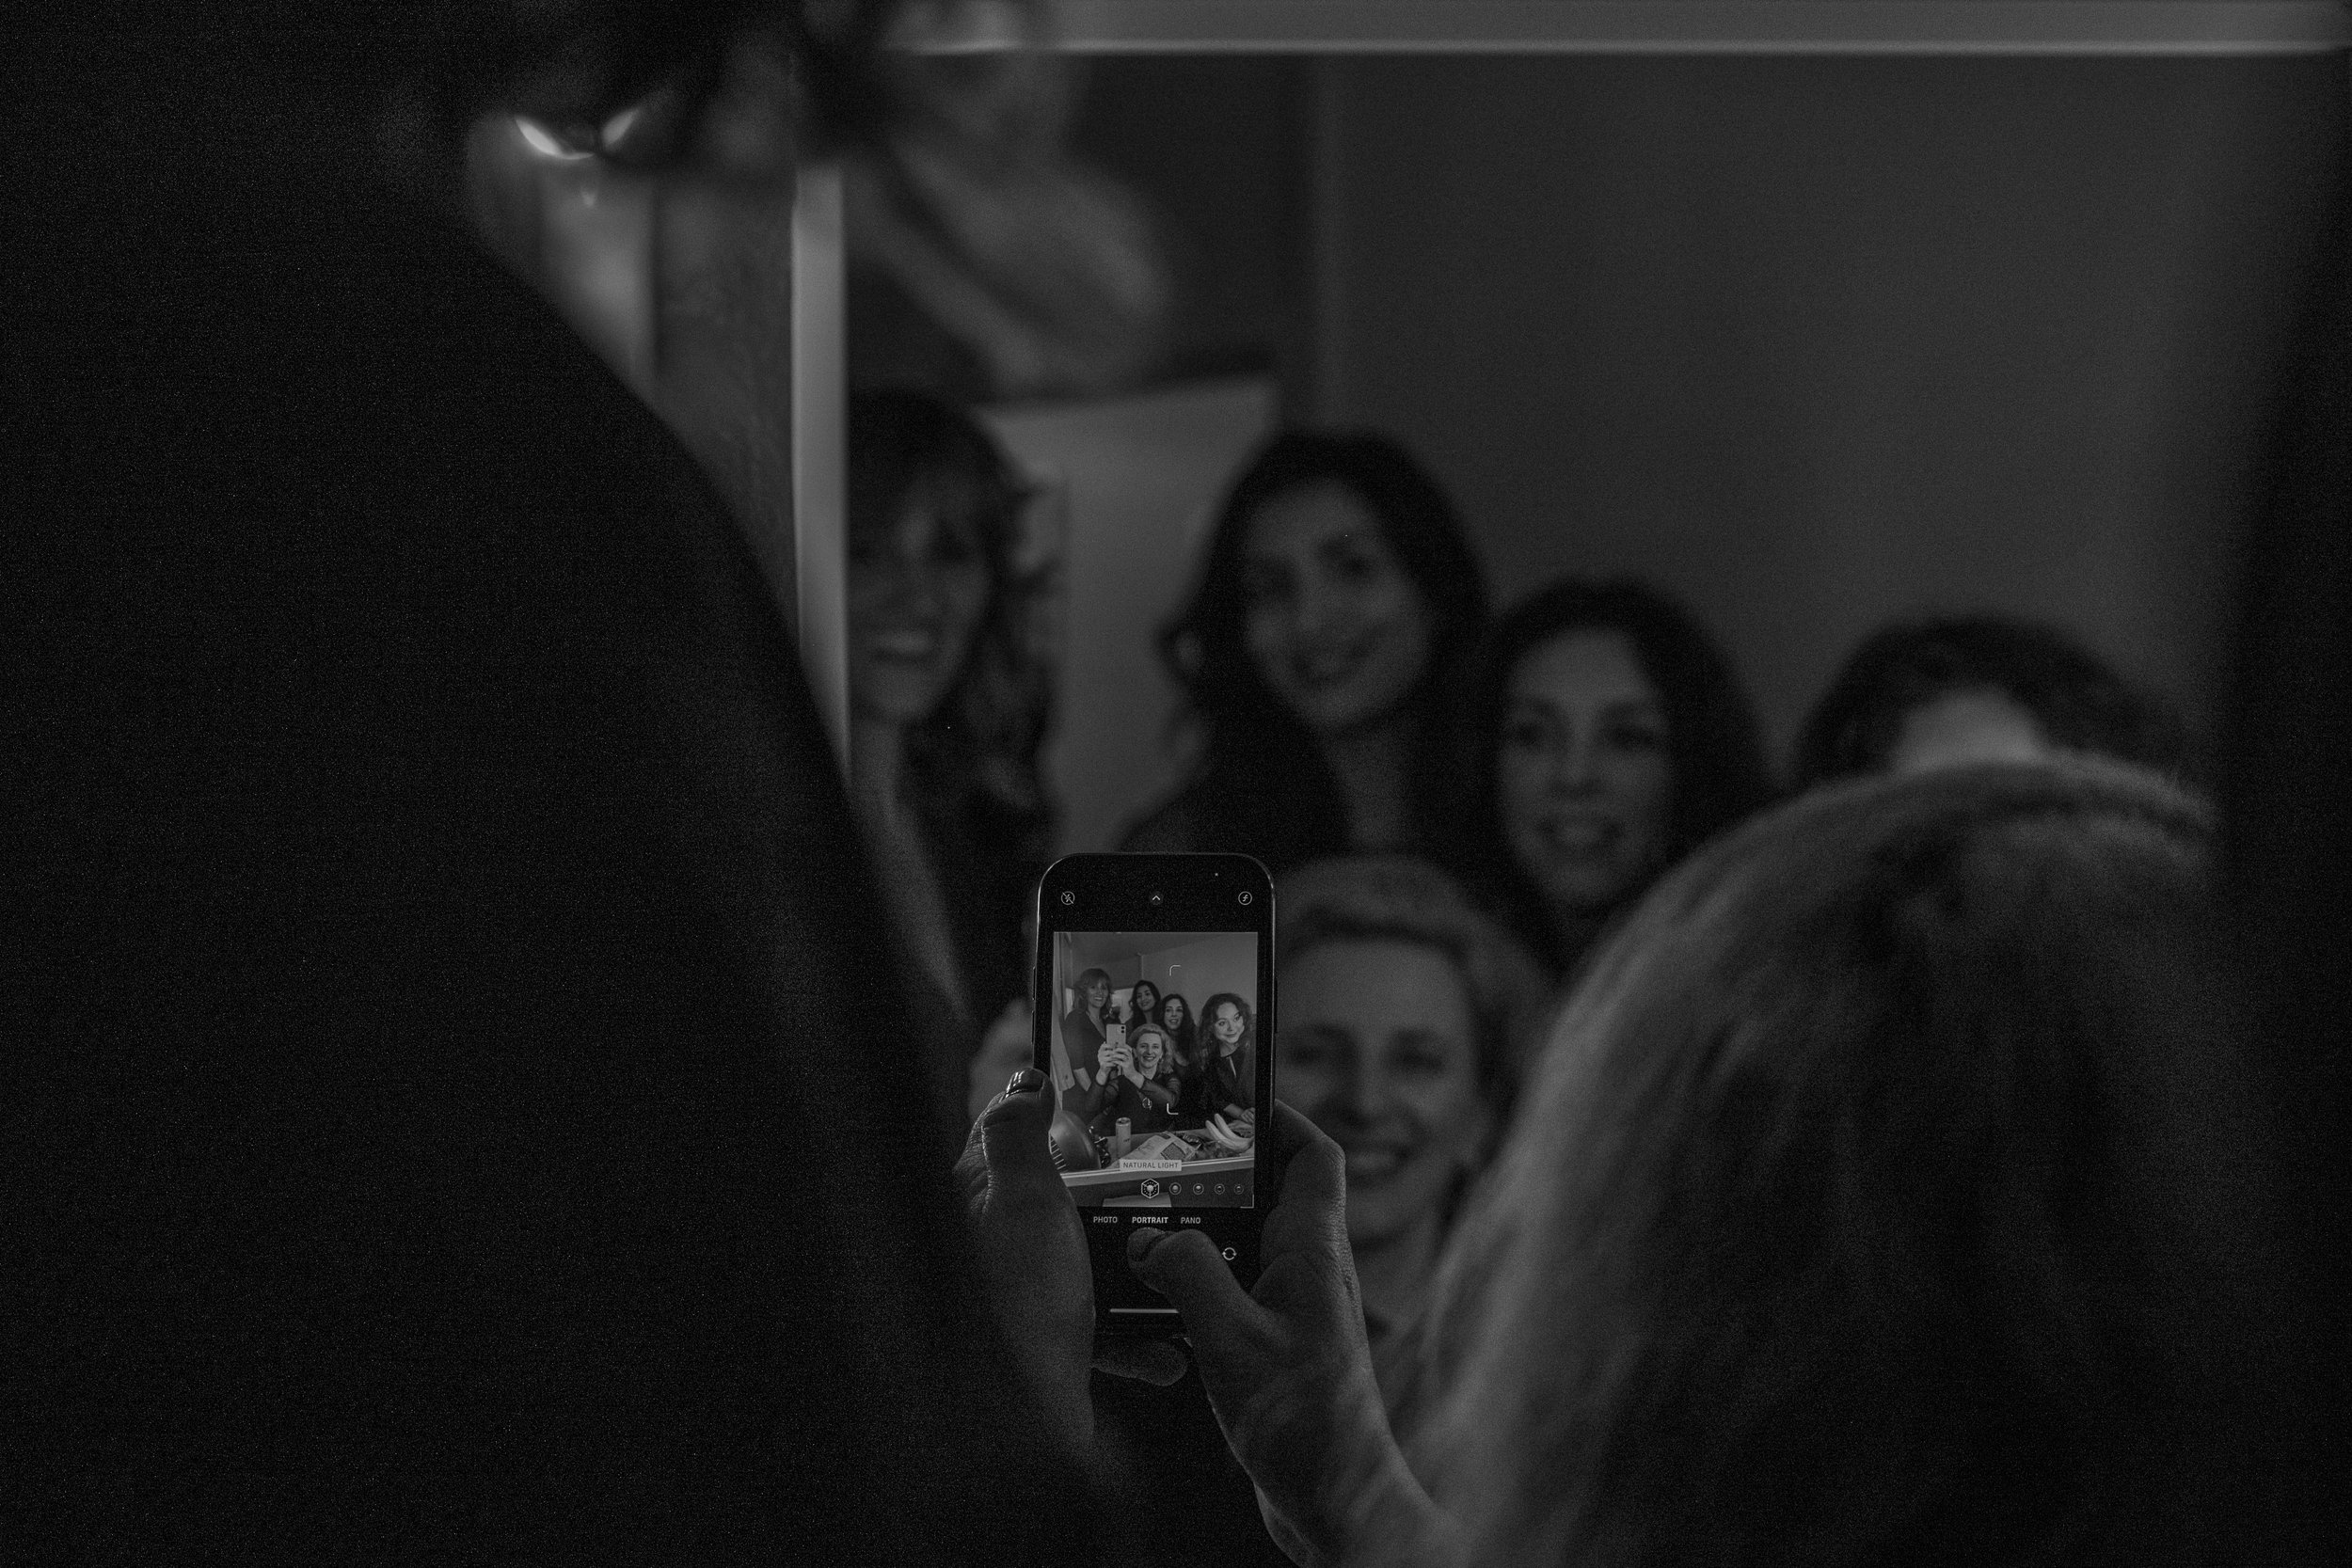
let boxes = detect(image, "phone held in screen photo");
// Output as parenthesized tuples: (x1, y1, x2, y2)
(1032, 852, 1275, 1337)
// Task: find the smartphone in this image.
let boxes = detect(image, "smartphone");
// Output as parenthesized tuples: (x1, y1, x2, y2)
(1031, 852, 1275, 1336)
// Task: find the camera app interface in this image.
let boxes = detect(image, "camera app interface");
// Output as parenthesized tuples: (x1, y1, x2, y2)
(1046, 929, 1259, 1208)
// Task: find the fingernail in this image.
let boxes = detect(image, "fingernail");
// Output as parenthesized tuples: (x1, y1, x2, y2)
(1127, 1228, 1167, 1261)
(1006, 1069, 1044, 1097)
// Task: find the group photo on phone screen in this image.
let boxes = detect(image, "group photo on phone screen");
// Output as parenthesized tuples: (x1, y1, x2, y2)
(1044, 930, 1259, 1208)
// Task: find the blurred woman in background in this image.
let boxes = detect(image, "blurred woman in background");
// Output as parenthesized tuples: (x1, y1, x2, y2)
(1792, 613, 2191, 789)
(1274, 857, 1548, 1360)
(1124, 432, 1489, 874)
(848, 388, 1054, 1061)
(1442, 578, 1774, 980)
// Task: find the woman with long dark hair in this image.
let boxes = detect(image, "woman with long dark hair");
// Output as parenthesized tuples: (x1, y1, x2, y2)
(1441, 578, 1774, 979)
(1123, 431, 1489, 874)
(848, 388, 1053, 1034)
(1123, 978, 1162, 1037)
(1154, 991, 1197, 1077)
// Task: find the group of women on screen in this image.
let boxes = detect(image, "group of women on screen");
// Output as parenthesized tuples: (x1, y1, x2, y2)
(1059, 971, 1252, 1139)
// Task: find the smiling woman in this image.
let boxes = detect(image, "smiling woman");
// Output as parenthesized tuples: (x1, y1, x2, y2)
(1442, 578, 1777, 978)
(846, 388, 1053, 1034)
(1273, 855, 1548, 1364)
(1123, 430, 1490, 872)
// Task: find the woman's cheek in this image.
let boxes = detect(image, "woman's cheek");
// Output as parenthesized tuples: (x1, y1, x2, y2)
(1243, 608, 1293, 687)
(1409, 1071, 1487, 1166)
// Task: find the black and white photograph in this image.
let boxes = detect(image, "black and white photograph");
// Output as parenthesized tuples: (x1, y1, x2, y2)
(17, 3, 2352, 1564)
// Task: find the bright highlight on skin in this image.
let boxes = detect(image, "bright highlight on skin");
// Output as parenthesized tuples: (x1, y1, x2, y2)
(599, 105, 643, 149)
(514, 117, 594, 161)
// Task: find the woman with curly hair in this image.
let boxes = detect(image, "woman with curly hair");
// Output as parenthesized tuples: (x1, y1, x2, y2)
(1190, 992, 1260, 1123)
(848, 387, 1054, 1034)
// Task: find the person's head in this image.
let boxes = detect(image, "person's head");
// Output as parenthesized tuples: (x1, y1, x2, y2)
(1159, 992, 1189, 1036)
(1277, 857, 1547, 1257)
(1410, 761, 2293, 1566)
(1447, 578, 1773, 966)
(1129, 1025, 1169, 1079)
(1794, 615, 2190, 789)
(847, 389, 1025, 723)
(1074, 968, 1110, 1015)
(1128, 979, 1160, 1021)
(1158, 431, 1487, 853)
(1202, 993, 1252, 1055)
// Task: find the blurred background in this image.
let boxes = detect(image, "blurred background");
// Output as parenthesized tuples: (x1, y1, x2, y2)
(850, 44, 2344, 852)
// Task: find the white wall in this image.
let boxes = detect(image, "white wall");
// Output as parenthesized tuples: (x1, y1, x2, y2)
(1311, 55, 2344, 761)
(1137, 932, 1259, 1023)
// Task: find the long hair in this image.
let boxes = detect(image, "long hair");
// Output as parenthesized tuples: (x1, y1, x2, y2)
(1793, 615, 2191, 790)
(1155, 992, 1198, 1072)
(1403, 761, 2305, 1568)
(1152, 430, 1488, 871)
(850, 388, 1053, 1009)
(1199, 992, 1255, 1059)
(1439, 578, 1775, 970)
(1126, 978, 1162, 1030)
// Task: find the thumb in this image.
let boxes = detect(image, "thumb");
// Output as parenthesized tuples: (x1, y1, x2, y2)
(976, 1068, 1060, 1187)
(1128, 1227, 1260, 1334)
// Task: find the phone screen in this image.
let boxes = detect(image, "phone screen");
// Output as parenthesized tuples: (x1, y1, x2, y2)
(1043, 927, 1262, 1210)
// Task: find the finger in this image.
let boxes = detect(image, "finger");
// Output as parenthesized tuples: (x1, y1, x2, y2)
(976, 1068, 1058, 1179)
(1127, 1227, 1261, 1330)
(1263, 1101, 1346, 1215)
(1091, 1336, 1189, 1386)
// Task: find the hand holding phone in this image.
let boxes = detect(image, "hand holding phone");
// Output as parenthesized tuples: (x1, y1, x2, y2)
(1121, 1103, 1458, 1566)
(1031, 853, 1276, 1338)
